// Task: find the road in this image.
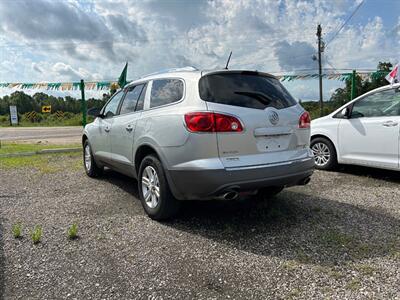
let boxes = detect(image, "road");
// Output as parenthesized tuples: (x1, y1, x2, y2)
(0, 126, 82, 144)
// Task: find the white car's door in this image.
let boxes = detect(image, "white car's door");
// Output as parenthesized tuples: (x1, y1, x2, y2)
(110, 83, 147, 175)
(90, 91, 125, 164)
(338, 88, 400, 170)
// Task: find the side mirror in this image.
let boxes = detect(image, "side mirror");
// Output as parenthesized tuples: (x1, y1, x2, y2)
(87, 107, 102, 118)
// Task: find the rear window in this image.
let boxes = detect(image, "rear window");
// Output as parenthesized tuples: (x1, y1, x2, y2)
(199, 72, 297, 110)
(150, 79, 184, 108)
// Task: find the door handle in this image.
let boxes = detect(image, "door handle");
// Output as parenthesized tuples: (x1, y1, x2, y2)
(382, 121, 398, 127)
(104, 126, 110, 132)
(126, 125, 133, 132)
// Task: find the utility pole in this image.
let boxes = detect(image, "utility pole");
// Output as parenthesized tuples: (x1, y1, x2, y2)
(316, 24, 324, 117)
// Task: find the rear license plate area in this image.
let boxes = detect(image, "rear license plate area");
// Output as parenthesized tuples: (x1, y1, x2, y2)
(256, 135, 290, 152)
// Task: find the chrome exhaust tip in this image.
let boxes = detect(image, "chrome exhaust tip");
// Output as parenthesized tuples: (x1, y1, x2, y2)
(215, 190, 239, 200)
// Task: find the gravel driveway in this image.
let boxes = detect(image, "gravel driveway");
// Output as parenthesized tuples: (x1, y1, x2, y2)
(0, 154, 399, 299)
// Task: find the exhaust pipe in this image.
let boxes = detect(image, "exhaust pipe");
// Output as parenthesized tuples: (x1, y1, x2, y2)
(215, 190, 239, 200)
(299, 177, 311, 186)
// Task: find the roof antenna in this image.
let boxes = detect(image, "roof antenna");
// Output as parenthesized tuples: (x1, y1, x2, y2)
(224, 51, 232, 69)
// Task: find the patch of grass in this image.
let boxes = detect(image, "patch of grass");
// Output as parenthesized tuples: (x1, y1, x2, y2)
(295, 248, 311, 264)
(12, 223, 22, 238)
(31, 225, 42, 244)
(346, 278, 361, 291)
(321, 229, 354, 248)
(282, 260, 299, 271)
(0, 142, 80, 155)
(355, 264, 376, 276)
(68, 223, 79, 240)
(0, 152, 81, 173)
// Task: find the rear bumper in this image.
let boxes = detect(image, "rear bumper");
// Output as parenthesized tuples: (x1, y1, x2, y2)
(167, 158, 315, 200)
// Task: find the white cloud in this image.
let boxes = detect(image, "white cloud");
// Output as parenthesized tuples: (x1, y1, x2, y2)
(0, 0, 398, 100)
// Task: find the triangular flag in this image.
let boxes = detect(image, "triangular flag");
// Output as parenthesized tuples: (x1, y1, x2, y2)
(118, 62, 128, 88)
(385, 64, 399, 85)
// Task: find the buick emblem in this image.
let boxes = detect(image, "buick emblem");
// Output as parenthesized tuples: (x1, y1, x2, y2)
(268, 111, 279, 125)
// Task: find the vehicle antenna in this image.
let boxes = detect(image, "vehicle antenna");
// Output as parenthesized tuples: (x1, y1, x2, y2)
(224, 51, 232, 69)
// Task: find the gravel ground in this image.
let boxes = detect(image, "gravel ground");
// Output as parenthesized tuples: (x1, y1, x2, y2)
(0, 154, 399, 299)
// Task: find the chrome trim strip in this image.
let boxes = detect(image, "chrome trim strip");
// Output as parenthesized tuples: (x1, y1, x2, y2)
(225, 157, 313, 171)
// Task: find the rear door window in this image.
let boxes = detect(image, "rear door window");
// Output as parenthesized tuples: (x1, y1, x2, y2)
(199, 72, 297, 110)
(119, 84, 145, 115)
(150, 79, 184, 108)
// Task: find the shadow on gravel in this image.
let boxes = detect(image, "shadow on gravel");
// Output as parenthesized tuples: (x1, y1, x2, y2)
(0, 218, 5, 300)
(166, 190, 400, 267)
(336, 165, 400, 184)
(98, 169, 140, 199)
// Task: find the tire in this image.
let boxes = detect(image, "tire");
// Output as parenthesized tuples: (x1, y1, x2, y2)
(257, 186, 284, 200)
(138, 155, 180, 220)
(83, 140, 103, 177)
(310, 137, 338, 170)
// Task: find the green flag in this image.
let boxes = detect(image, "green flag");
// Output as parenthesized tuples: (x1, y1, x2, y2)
(118, 62, 128, 88)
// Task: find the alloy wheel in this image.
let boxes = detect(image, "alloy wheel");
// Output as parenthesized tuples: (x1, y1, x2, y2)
(312, 142, 331, 167)
(141, 166, 160, 209)
(84, 144, 92, 171)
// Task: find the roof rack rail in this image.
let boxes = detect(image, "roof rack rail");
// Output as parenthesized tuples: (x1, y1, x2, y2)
(140, 66, 198, 78)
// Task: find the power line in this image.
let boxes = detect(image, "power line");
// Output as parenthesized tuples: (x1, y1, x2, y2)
(325, 0, 365, 48)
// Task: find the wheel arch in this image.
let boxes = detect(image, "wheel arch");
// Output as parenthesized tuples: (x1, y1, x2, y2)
(310, 134, 339, 159)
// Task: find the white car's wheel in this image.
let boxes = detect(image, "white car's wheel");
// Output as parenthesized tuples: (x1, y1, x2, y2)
(311, 137, 337, 170)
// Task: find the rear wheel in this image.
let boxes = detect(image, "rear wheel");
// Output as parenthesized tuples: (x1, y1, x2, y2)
(138, 155, 180, 220)
(83, 140, 103, 177)
(311, 137, 337, 170)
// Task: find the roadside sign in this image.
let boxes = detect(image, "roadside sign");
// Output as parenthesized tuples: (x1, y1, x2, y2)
(55, 111, 64, 119)
(26, 111, 37, 121)
(9, 105, 18, 125)
(42, 105, 51, 113)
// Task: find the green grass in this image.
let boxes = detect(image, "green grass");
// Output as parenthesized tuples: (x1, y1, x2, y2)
(68, 223, 79, 240)
(1, 152, 81, 173)
(0, 142, 81, 155)
(12, 223, 22, 238)
(31, 225, 42, 244)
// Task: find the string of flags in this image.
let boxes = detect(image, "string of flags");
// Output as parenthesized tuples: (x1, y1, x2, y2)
(0, 70, 390, 91)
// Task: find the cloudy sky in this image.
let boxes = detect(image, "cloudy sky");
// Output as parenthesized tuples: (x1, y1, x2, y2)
(0, 0, 399, 100)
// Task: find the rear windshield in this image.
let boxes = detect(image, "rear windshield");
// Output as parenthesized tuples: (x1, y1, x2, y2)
(199, 72, 297, 110)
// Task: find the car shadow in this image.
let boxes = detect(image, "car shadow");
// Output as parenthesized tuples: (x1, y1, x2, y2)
(164, 190, 400, 267)
(95, 169, 400, 267)
(336, 165, 400, 184)
(0, 218, 5, 300)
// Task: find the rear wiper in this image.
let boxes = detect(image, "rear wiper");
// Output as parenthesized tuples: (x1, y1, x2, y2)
(234, 91, 273, 105)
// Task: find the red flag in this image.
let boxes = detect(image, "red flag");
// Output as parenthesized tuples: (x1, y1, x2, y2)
(385, 64, 399, 84)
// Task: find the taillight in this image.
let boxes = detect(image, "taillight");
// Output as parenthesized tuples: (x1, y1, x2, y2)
(299, 111, 311, 129)
(184, 112, 243, 132)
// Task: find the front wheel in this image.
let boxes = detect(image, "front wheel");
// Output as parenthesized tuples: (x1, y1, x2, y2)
(83, 140, 103, 177)
(138, 155, 180, 220)
(310, 137, 337, 170)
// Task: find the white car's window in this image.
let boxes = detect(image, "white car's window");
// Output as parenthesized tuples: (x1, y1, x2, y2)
(119, 84, 145, 115)
(351, 89, 400, 118)
(103, 91, 124, 118)
(150, 79, 183, 108)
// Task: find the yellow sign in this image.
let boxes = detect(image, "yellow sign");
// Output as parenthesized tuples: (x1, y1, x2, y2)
(42, 105, 51, 113)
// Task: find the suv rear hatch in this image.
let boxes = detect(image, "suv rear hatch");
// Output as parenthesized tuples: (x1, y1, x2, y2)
(199, 71, 310, 168)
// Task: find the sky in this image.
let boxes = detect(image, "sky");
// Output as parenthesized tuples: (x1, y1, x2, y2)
(0, 0, 399, 101)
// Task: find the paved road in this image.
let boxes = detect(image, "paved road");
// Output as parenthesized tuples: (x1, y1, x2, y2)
(0, 126, 82, 143)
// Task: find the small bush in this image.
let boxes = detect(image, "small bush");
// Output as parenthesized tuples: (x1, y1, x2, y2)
(12, 223, 22, 238)
(68, 223, 78, 240)
(31, 225, 42, 244)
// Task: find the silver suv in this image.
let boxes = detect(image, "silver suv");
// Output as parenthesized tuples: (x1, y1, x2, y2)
(82, 68, 314, 219)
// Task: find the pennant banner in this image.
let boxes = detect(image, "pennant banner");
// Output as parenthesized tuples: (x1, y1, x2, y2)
(0, 71, 389, 91)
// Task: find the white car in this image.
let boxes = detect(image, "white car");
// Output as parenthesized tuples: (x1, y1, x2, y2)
(311, 84, 400, 171)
